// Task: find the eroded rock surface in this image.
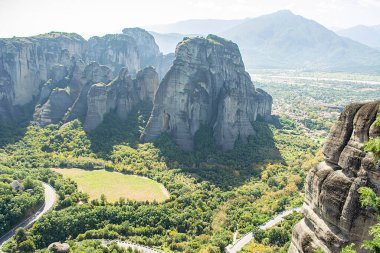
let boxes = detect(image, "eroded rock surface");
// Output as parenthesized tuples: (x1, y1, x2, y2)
(141, 35, 272, 151)
(0, 32, 85, 120)
(87, 34, 140, 74)
(122, 28, 160, 68)
(34, 88, 72, 126)
(0, 29, 173, 123)
(84, 66, 159, 130)
(289, 101, 380, 253)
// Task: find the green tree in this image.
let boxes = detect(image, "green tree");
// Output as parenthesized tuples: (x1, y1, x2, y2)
(14, 227, 27, 244)
(341, 244, 356, 253)
(341, 187, 380, 252)
(18, 239, 36, 252)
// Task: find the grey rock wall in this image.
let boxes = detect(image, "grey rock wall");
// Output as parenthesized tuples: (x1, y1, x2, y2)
(289, 101, 380, 253)
(141, 35, 272, 151)
(0, 28, 173, 123)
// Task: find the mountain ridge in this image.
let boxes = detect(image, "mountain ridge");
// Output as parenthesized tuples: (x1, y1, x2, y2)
(338, 24, 380, 49)
(147, 10, 380, 73)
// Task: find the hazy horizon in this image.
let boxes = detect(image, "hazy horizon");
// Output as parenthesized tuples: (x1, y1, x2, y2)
(1, 0, 380, 39)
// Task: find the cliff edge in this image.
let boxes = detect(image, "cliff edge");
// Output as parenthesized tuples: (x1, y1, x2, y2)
(289, 101, 380, 253)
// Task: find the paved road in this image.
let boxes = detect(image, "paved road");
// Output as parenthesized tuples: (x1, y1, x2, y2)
(0, 183, 57, 250)
(225, 207, 301, 253)
(102, 239, 162, 253)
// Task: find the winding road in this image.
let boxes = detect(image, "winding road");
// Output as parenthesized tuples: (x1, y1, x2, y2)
(0, 181, 298, 253)
(0, 182, 57, 251)
(225, 207, 301, 253)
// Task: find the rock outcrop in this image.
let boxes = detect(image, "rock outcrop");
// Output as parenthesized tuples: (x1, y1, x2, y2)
(48, 242, 70, 253)
(34, 88, 72, 126)
(86, 34, 140, 74)
(289, 101, 380, 253)
(141, 35, 272, 151)
(84, 66, 159, 130)
(34, 61, 113, 126)
(122, 28, 160, 68)
(0, 32, 86, 121)
(34, 60, 158, 129)
(0, 28, 173, 124)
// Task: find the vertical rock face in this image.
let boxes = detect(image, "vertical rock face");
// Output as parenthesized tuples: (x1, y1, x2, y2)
(289, 101, 380, 253)
(0, 32, 86, 112)
(121, 28, 174, 80)
(0, 28, 174, 125)
(122, 28, 160, 68)
(87, 34, 140, 74)
(34, 59, 158, 129)
(84, 66, 159, 131)
(33, 88, 72, 126)
(34, 61, 114, 126)
(62, 61, 113, 123)
(141, 35, 272, 151)
(135, 66, 160, 102)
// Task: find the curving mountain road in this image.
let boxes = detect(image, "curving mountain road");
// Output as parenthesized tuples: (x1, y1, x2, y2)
(225, 207, 301, 253)
(0, 182, 57, 250)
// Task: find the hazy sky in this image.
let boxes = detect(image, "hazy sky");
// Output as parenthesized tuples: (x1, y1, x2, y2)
(1, 0, 380, 38)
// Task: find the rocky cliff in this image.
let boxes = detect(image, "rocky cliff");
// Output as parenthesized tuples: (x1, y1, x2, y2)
(0, 28, 172, 125)
(84, 66, 159, 130)
(122, 28, 160, 68)
(0, 32, 86, 121)
(289, 101, 380, 253)
(86, 34, 141, 74)
(34, 60, 158, 130)
(34, 61, 114, 126)
(141, 35, 272, 151)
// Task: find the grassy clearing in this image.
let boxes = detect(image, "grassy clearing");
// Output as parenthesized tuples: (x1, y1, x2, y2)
(51, 168, 170, 202)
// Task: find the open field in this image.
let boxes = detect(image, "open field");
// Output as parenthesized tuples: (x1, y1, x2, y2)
(51, 168, 170, 202)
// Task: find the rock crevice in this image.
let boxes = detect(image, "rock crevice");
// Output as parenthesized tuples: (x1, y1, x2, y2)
(0, 29, 173, 123)
(289, 101, 380, 253)
(141, 35, 272, 151)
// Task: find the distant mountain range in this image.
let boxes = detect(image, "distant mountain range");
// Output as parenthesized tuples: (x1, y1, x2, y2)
(147, 10, 380, 73)
(338, 25, 380, 50)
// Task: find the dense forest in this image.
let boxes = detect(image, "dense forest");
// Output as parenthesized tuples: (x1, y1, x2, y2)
(0, 99, 321, 252)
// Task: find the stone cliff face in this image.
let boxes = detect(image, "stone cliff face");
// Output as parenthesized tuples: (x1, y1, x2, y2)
(0, 28, 173, 124)
(87, 34, 140, 74)
(122, 28, 174, 80)
(289, 101, 380, 253)
(34, 59, 158, 130)
(84, 66, 159, 130)
(0, 32, 86, 120)
(141, 35, 272, 151)
(34, 61, 114, 126)
(122, 28, 160, 68)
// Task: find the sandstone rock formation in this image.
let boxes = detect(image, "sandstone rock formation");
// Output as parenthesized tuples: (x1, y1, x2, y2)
(84, 66, 159, 130)
(87, 34, 140, 74)
(141, 35, 272, 151)
(48, 242, 70, 253)
(289, 101, 380, 253)
(34, 88, 72, 126)
(34, 61, 113, 126)
(62, 61, 113, 123)
(34, 59, 158, 129)
(122, 28, 160, 68)
(0, 32, 86, 121)
(122, 28, 175, 79)
(0, 28, 173, 124)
